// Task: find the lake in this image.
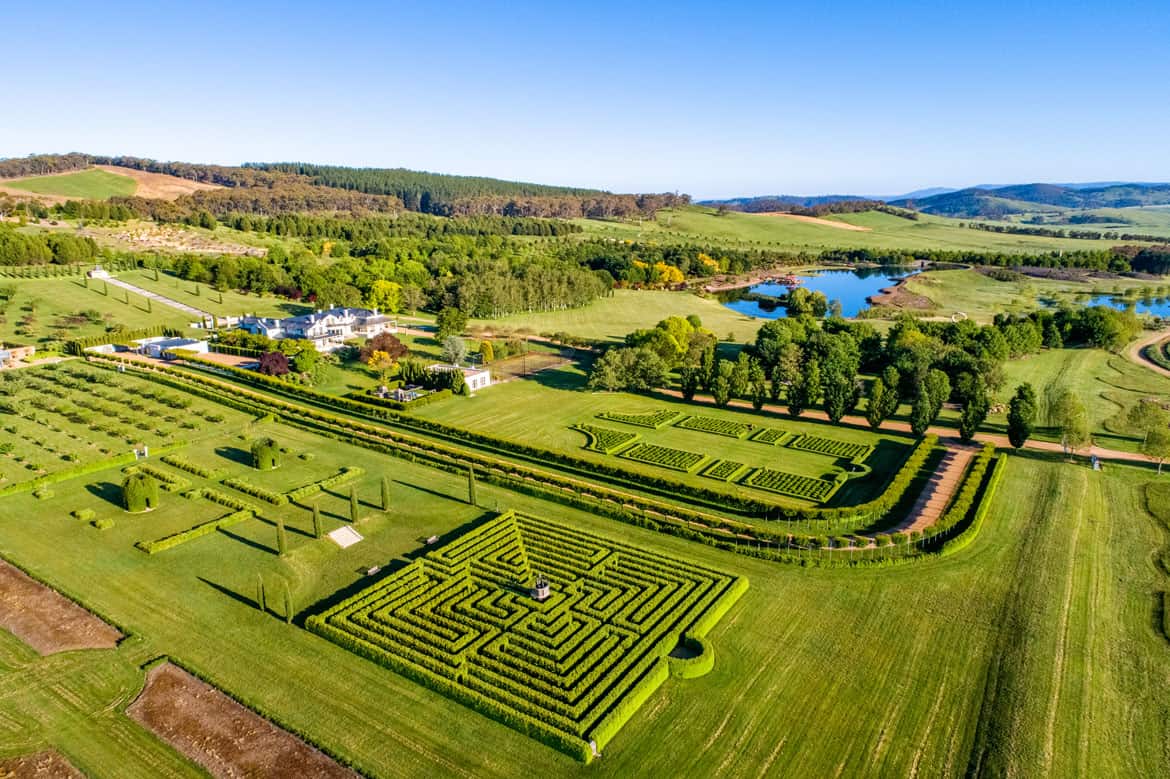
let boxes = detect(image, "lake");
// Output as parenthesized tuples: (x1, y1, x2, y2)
(719, 267, 919, 319)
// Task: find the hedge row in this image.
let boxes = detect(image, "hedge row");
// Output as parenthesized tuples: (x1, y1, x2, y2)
(342, 389, 454, 411)
(84, 357, 935, 556)
(590, 660, 669, 752)
(168, 354, 888, 520)
(159, 454, 223, 480)
(136, 508, 255, 554)
(286, 466, 365, 503)
(209, 343, 264, 358)
(222, 477, 287, 506)
(66, 324, 179, 355)
(130, 463, 192, 493)
(938, 453, 1008, 557)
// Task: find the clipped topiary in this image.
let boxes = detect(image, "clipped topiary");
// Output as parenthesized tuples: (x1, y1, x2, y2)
(122, 472, 159, 513)
(250, 437, 280, 471)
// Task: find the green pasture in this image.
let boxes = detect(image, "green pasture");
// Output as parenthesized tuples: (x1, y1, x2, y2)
(989, 346, 1170, 454)
(2, 168, 138, 199)
(470, 288, 763, 343)
(576, 205, 1141, 253)
(0, 277, 193, 347)
(905, 268, 1170, 323)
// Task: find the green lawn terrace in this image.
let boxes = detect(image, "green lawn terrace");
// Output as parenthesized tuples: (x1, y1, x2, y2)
(111, 268, 311, 320)
(0, 276, 194, 349)
(412, 362, 908, 509)
(309, 510, 747, 761)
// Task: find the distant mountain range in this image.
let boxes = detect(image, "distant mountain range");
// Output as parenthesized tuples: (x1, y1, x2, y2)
(700, 182, 1170, 219)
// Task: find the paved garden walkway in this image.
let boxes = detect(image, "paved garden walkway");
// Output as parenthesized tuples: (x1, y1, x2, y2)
(105, 276, 213, 322)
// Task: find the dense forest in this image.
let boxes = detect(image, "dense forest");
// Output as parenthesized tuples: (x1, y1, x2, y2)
(0, 154, 687, 220)
(245, 162, 689, 218)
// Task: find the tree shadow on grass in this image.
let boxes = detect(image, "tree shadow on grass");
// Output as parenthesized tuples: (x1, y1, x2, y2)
(388, 478, 464, 505)
(218, 527, 277, 555)
(253, 514, 315, 539)
(85, 481, 123, 509)
(198, 576, 258, 610)
(215, 446, 252, 466)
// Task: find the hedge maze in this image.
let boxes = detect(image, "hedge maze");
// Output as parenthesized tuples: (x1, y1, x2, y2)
(618, 443, 707, 473)
(596, 409, 681, 429)
(571, 424, 640, 455)
(673, 415, 752, 438)
(307, 511, 748, 761)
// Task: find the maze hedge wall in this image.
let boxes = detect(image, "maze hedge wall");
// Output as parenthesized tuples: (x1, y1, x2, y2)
(307, 511, 748, 761)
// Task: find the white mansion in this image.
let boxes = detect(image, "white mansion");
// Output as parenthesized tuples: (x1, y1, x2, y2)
(238, 307, 397, 352)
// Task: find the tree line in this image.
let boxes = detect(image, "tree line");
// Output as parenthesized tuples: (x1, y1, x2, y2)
(587, 302, 1142, 441)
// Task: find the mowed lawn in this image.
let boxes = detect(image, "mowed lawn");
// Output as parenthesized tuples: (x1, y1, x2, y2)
(988, 346, 1170, 453)
(470, 288, 764, 343)
(0, 277, 195, 347)
(113, 269, 310, 319)
(575, 205, 1135, 253)
(3, 168, 138, 199)
(412, 361, 912, 506)
(2, 427, 1167, 776)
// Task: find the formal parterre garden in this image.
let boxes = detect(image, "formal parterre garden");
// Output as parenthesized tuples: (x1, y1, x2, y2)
(566, 407, 882, 504)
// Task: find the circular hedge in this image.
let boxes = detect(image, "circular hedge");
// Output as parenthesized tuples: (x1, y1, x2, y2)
(251, 437, 280, 471)
(122, 472, 159, 513)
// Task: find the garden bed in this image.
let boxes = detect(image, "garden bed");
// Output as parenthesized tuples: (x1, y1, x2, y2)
(127, 662, 356, 779)
(0, 559, 122, 655)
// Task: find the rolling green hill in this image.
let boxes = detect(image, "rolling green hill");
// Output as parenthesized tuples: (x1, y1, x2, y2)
(896, 183, 1170, 218)
(576, 205, 1134, 253)
(2, 168, 137, 199)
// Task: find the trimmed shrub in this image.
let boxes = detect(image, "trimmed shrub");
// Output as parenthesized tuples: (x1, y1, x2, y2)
(71, 508, 96, 521)
(122, 472, 159, 513)
(92, 517, 115, 530)
(251, 437, 280, 471)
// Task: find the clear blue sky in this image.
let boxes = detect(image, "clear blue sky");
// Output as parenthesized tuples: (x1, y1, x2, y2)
(3, 0, 1168, 198)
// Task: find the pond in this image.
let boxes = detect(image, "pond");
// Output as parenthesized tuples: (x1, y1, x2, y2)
(1041, 294, 1170, 317)
(719, 267, 920, 319)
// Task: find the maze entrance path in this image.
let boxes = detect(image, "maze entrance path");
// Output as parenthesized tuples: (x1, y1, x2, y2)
(308, 511, 748, 762)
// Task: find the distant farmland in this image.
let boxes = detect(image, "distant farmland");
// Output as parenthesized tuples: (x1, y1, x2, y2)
(1, 167, 138, 199)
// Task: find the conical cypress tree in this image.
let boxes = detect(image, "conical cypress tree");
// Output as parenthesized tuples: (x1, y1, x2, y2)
(381, 475, 390, 512)
(255, 573, 266, 613)
(312, 502, 323, 538)
(467, 466, 477, 505)
(349, 486, 359, 522)
(276, 518, 287, 556)
(283, 582, 294, 625)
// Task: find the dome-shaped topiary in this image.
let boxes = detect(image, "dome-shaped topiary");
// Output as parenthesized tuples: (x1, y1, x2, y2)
(251, 437, 280, 471)
(122, 471, 159, 513)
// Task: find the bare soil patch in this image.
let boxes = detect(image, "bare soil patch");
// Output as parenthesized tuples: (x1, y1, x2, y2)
(127, 663, 357, 779)
(0, 750, 84, 778)
(758, 212, 872, 232)
(0, 559, 122, 655)
(868, 280, 936, 310)
(93, 165, 220, 200)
